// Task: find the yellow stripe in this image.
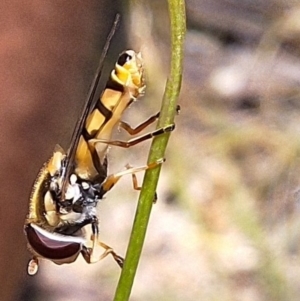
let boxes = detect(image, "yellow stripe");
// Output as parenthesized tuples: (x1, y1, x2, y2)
(75, 50, 145, 181)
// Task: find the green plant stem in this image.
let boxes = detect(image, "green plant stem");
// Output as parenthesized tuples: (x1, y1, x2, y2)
(113, 1, 186, 300)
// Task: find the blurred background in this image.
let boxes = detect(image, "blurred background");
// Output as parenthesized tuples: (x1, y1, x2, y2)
(1, 0, 300, 300)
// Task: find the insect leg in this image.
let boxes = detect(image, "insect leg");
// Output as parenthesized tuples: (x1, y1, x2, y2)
(119, 105, 180, 135)
(119, 112, 160, 135)
(125, 163, 158, 203)
(81, 217, 123, 267)
(91, 124, 175, 148)
(55, 216, 93, 235)
(97, 241, 124, 267)
(125, 163, 140, 191)
(102, 158, 165, 193)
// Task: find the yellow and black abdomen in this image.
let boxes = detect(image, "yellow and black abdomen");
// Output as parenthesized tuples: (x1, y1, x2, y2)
(75, 50, 145, 182)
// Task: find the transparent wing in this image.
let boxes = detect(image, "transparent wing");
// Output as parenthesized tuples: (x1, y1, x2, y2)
(61, 14, 120, 197)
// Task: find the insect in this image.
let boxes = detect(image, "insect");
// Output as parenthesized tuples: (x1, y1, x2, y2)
(24, 16, 175, 276)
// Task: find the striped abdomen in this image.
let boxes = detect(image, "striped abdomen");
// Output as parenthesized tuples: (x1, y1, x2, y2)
(75, 50, 145, 181)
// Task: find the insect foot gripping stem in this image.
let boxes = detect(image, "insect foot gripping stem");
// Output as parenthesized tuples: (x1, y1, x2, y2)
(124, 159, 164, 204)
(101, 158, 165, 194)
(90, 123, 175, 149)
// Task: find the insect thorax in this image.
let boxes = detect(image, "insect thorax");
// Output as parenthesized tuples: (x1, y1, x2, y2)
(28, 148, 104, 233)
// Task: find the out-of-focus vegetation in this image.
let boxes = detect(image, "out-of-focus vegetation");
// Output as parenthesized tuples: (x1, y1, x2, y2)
(2, 1, 300, 301)
(124, 1, 300, 300)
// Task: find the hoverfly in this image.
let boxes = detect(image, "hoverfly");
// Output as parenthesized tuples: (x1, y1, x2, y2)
(24, 15, 175, 275)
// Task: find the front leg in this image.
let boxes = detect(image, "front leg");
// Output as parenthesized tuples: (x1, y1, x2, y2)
(81, 240, 124, 267)
(55, 214, 94, 235)
(81, 216, 124, 267)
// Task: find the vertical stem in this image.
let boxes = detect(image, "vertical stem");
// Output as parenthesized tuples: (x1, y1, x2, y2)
(113, 1, 186, 300)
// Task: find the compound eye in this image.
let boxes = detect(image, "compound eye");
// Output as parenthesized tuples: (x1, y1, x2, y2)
(117, 52, 132, 66)
(25, 224, 83, 260)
